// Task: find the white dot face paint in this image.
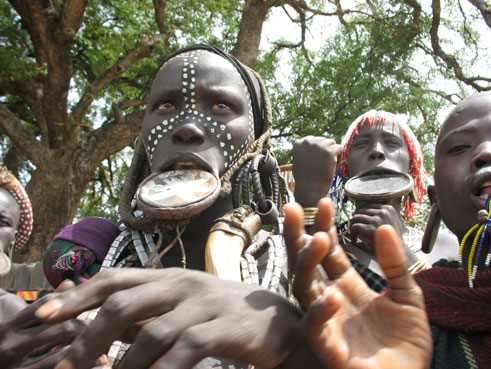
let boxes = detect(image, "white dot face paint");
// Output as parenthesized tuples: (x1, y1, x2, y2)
(142, 49, 256, 176)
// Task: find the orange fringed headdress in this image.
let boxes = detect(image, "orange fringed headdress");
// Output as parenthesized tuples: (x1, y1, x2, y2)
(332, 110, 428, 221)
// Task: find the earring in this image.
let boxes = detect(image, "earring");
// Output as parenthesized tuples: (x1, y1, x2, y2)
(421, 203, 441, 254)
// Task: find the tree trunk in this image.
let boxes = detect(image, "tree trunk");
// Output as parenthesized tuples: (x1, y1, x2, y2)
(233, 0, 278, 68)
(15, 155, 95, 262)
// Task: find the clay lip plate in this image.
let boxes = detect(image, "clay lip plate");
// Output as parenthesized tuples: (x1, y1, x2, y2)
(136, 169, 221, 220)
(345, 170, 414, 202)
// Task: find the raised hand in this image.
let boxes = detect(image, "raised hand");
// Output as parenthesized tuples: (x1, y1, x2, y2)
(283, 198, 432, 369)
(292, 136, 341, 208)
(34, 267, 319, 369)
(350, 203, 405, 251)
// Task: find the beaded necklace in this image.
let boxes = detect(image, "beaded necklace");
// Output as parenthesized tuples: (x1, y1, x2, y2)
(459, 197, 491, 287)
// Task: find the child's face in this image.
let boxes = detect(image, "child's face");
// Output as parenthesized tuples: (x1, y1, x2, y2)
(434, 92, 491, 240)
(346, 120, 410, 178)
(0, 188, 20, 253)
(142, 50, 255, 179)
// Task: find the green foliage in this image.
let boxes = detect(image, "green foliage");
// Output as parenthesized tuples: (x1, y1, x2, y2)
(0, 3, 38, 82)
(76, 149, 132, 223)
(1, 0, 490, 230)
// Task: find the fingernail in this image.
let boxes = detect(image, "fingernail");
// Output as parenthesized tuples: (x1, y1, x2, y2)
(35, 298, 63, 319)
(54, 359, 75, 369)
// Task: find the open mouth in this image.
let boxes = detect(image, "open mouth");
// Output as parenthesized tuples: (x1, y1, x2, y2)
(358, 167, 401, 177)
(157, 153, 216, 176)
(475, 180, 491, 201)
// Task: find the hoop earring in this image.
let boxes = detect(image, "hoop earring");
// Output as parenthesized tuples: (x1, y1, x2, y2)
(422, 203, 441, 254)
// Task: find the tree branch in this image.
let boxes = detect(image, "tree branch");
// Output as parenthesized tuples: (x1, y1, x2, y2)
(0, 77, 49, 142)
(430, 0, 491, 91)
(153, 0, 172, 36)
(233, 0, 279, 68)
(0, 102, 48, 168)
(467, 0, 491, 28)
(84, 109, 145, 165)
(8, 0, 49, 65)
(60, 0, 87, 39)
(71, 33, 168, 123)
(400, 0, 421, 53)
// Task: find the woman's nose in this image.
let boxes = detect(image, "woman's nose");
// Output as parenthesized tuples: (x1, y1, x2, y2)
(472, 141, 491, 170)
(171, 123, 205, 145)
(368, 141, 386, 161)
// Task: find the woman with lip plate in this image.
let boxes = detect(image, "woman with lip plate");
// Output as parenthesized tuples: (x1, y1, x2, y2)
(13, 45, 327, 369)
(293, 110, 457, 279)
(285, 92, 491, 369)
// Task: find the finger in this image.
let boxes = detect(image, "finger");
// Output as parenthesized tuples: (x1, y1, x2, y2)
(18, 319, 84, 356)
(293, 232, 331, 309)
(55, 280, 76, 292)
(18, 346, 69, 369)
(355, 203, 384, 212)
(5, 293, 63, 330)
(375, 225, 424, 307)
(149, 320, 233, 369)
(118, 317, 156, 343)
(52, 280, 187, 369)
(312, 197, 335, 233)
(319, 220, 353, 281)
(20, 349, 106, 369)
(302, 289, 347, 369)
(332, 143, 342, 158)
(150, 318, 285, 369)
(35, 268, 171, 322)
(351, 209, 380, 226)
(283, 202, 306, 269)
(349, 223, 376, 247)
(354, 206, 397, 220)
(119, 306, 215, 369)
(2, 319, 84, 368)
(21, 349, 106, 369)
(335, 147, 342, 170)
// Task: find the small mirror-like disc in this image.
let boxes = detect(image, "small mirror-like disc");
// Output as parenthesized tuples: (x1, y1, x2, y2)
(345, 173, 414, 202)
(136, 169, 220, 220)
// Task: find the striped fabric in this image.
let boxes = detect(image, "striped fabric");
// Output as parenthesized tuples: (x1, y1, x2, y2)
(347, 254, 387, 292)
(415, 261, 491, 368)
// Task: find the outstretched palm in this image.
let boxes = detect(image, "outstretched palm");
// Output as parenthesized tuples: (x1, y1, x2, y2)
(283, 198, 431, 369)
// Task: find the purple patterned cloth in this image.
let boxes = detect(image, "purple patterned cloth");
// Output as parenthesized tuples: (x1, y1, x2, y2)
(52, 217, 120, 262)
(43, 218, 121, 288)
